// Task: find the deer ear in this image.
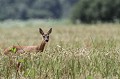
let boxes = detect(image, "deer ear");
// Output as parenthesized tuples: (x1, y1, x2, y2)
(39, 28, 44, 35)
(47, 28, 52, 35)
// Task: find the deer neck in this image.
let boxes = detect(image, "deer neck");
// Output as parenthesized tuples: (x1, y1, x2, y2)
(37, 40, 46, 52)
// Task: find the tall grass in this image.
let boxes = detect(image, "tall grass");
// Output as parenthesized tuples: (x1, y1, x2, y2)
(0, 22, 120, 79)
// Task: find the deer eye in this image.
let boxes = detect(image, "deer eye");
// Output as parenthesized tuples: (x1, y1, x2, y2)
(43, 35, 45, 38)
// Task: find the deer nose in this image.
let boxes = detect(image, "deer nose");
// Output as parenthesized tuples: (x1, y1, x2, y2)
(45, 40, 48, 42)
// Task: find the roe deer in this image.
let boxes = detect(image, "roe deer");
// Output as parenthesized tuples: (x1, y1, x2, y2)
(4, 28, 52, 72)
(4, 28, 52, 55)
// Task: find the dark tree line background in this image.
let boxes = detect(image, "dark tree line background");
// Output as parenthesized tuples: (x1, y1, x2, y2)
(0, 0, 78, 20)
(72, 0, 120, 23)
(0, 0, 120, 23)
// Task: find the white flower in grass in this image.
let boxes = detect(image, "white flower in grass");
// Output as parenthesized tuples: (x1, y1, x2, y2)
(57, 45, 61, 48)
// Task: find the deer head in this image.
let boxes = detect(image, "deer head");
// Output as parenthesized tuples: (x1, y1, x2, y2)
(39, 28, 52, 42)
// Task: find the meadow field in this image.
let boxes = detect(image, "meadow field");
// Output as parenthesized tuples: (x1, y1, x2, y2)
(0, 21, 120, 79)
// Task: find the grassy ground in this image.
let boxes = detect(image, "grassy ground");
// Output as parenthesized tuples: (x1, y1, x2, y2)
(0, 21, 120, 79)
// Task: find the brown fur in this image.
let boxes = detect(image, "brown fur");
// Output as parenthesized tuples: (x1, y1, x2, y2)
(4, 41, 46, 55)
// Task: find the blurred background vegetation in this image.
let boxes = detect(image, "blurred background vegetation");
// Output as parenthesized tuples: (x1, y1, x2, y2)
(0, 0, 120, 23)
